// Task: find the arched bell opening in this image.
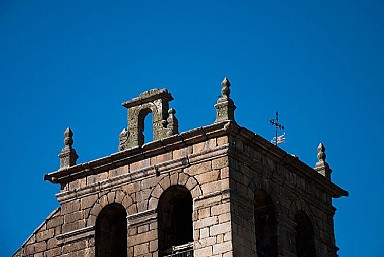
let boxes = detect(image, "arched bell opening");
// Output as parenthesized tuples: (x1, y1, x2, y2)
(157, 185, 193, 256)
(138, 108, 154, 145)
(254, 190, 278, 257)
(95, 203, 127, 257)
(295, 212, 316, 257)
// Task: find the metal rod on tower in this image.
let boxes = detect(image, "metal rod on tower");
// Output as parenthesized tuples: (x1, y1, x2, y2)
(270, 111, 285, 146)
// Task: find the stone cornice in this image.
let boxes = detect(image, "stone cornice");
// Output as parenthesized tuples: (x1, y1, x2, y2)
(44, 121, 229, 185)
(225, 123, 348, 198)
(55, 144, 230, 203)
(56, 226, 95, 246)
(45, 121, 347, 199)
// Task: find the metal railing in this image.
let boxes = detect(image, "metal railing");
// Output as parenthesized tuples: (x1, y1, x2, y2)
(162, 242, 193, 257)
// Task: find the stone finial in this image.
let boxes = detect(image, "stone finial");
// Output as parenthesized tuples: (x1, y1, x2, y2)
(314, 143, 332, 179)
(118, 128, 129, 151)
(58, 127, 78, 169)
(166, 108, 179, 136)
(221, 77, 231, 98)
(317, 143, 326, 163)
(215, 77, 236, 123)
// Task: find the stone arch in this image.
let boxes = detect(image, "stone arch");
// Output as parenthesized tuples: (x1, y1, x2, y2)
(86, 190, 135, 227)
(95, 203, 127, 257)
(248, 177, 281, 213)
(249, 177, 279, 257)
(290, 199, 319, 237)
(136, 104, 157, 145)
(157, 185, 194, 254)
(290, 200, 318, 257)
(147, 172, 202, 210)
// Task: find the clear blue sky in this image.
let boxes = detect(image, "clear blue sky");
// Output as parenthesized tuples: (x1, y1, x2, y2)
(1, 1, 383, 256)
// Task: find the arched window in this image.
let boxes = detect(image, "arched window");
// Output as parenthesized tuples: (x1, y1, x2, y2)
(158, 185, 193, 256)
(138, 108, 154, 145)
(254, 190, 278, 257)
(96, 204, 127, 257)
(295, 212, 316, 257)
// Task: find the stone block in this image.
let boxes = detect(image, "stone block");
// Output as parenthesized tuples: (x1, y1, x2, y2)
(61, 200, 81, 215)
(194, 216, 218, 229)
(200, 227, 209, 238)
(193, 141, 206, 153)
(61, 220, 86, 234)
(130, 159, 151, 172)
(47, 216, 64, 229)
(210, 222, 231, 236)
(185, 161, 212, 176)
(178, 172, 189, 186)
(217, 136, 228, 146)
(196, 170, 220, 185)
(201, 180, 224, 194)
(64, 211, 83, 224)
(213, 156, 229, 170)
(45, 248, 61, 257)
(198, 207, 211, 219)
(81, 194, 98, 209)
(195, 246, 213, 256)
(151, 152, 172, 165)
(213, 241, 232, 255)
(134, 243, 150, 255)
(207, 138, 217, 149)
(36, 228, 55, 242)
(149, 240, 158, 252)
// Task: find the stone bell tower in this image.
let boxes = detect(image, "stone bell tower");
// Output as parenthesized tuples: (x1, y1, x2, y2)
(14, 78, 347, 257)
(119, 88, 178, 151)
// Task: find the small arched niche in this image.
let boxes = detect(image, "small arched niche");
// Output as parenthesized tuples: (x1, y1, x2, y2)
(295, 212, 316, 257)
(157, 185, 193, 256)
(96, 203, 127, 257)
(138, 107, 154, 145)
(254, 189, 278, 257)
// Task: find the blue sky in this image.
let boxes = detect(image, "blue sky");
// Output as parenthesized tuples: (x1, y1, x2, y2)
(1, 1, 383, 256)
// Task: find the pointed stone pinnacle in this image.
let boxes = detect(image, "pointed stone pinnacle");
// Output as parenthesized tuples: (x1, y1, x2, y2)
(215, 77, 236, 123)
(59, 127, 78, 169)
(221, 77, 231, 98)
(315, 142, 331, 179)
(64, 127, 74, 148)
(317, 143, 326, 162)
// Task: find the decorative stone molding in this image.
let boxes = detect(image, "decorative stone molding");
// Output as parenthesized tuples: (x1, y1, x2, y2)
(127, 209, 157, 227)
(119, 88, 179, 151)
(56, 226, 95, 246)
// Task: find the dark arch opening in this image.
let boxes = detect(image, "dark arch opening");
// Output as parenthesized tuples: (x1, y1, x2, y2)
(157, 185, 193, 256)
(138, 108, 154, 145)
(254, 190, 278, 257)
(295, 212, 316, 257)
(96, 204, 127, 257)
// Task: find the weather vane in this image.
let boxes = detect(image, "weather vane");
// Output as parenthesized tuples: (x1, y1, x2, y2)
(270, 111, 285, 146)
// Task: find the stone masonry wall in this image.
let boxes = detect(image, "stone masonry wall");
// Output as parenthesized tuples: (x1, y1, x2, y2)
(227, 133, 340, 257)
(18, 130, 234, 257)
